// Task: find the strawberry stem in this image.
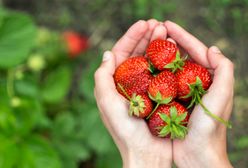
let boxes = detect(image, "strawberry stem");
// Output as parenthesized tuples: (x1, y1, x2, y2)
(199, 101, 232, 128)
(117, 83, 131, 100)
(158, 107, 188, 139)
(117, 83, 146, 117)
(146, 103, 160, 120)
(182, 77, 232, 128)
(164, 51, 185, 73)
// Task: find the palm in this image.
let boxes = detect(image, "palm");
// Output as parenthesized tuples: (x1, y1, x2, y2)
(164, 21, 233, 166)
(95, 20, 172, 158)
(111, 20, 172, 152)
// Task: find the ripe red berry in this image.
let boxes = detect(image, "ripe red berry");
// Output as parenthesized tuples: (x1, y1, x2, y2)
(129, 93, 153, 118)
(148, 102, 189, 139)
(114, 56, 152, 98)
(63, 31, 89, 58)
(146, 39, 184, 72)
(175, 60, 231, 128)
(175, 60, 212, 105)
(148, 70, 177, 104)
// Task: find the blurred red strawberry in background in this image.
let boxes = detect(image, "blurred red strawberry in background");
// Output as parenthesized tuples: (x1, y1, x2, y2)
(63, 31, 89, 58)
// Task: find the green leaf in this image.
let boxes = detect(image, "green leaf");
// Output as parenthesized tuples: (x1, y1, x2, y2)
(164, 62, 175, 69)
(15, 79, 39, 98)
(19, 135, 61, 168)
(96, 150, 122, 168)
(155, 91, 162, 101)
(51, 111, 91, 167)
(159, 125, 170, 137)
(158, 113, 171, 125)
(235, 136, 248, 149)
(160, 97, 172, 104)
(13, 98, 44, 136)
(170, 106, 178, 121)
(0, 135, 19, 168)
(0, 83, 16, 133)
(80, 55, 101, 102)
(41, 66, 71, 103)
(77, 103, 117, 154)
(0, 10, 36, 68)
(175, 112, 188, 124)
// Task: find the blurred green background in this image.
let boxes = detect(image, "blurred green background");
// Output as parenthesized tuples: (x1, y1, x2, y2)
(0, 0, 248, 167)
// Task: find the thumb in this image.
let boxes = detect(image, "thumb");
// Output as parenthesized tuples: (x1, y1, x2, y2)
(202, 46, 234, 119)
(207, 46, 234, 98)
(94, 51, 117, 99)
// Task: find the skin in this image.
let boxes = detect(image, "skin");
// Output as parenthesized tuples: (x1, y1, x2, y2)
(94, 20, 234, 168)
(164, 21, 234, 168)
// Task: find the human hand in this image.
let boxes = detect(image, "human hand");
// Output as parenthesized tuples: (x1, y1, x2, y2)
(164, 21, 234, 168)
(94, 20, 172, 168)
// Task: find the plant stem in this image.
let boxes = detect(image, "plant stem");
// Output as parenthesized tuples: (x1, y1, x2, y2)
(146, 103, 160, 120)
(117, 83, 131, 100)
(7, 69, 15, 98)
(199, 101, 232, 128)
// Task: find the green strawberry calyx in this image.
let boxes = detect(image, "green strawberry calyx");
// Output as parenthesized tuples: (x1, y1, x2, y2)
(181, 77, 232, 128)
(146, 91, 172, 119)
(117, 83, 146, 117)
(164, 51, 186, 73)
(129, 93, 146, 116)
(157, 106, 188, 139)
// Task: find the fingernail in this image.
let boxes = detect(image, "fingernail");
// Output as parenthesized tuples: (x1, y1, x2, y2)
(211, 46, 221, 54)
(102, 51, 112, 62)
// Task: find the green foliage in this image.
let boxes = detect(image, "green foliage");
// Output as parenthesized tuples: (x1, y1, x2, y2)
(41, 66, 72, 103)
(0, 7, 121, 168)
(0, 9, 36, 68)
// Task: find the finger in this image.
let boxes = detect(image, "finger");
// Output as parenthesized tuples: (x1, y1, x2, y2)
(112, 20, 148, 66)
(167, 37, 176, 44)
(150, 24, 167, 41)
(94, 51, 117, 99)
(164, 21, 210, 68)
(94, 51, 132, 127)
(203, 46, 234, 117)
(132, 19, 159, 56)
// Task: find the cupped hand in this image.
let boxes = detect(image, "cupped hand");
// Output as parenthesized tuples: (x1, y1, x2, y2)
(94, 20, 172, 168)
(164, 21, 234, 168)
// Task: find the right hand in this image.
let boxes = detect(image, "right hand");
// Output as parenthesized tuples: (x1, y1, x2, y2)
(164, 21, 234, 168)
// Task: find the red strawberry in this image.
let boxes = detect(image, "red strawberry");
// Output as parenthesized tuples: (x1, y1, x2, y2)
(129, 93, 153, 118)
(63, 31, 89, 58)
(175, 60, 212, 106)
(148, 70, 177, 104)
(146, 39, 184, 72)
(175, 60, 231, 128)
(114, 56, 152, 98)
(148, 102, 189, 139)
(114, 56, 153, 118)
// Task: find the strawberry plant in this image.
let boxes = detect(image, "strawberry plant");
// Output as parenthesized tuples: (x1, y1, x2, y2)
(0, 8, 121, 168)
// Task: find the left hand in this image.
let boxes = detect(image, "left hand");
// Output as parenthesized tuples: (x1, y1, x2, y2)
(94, 20, 172, 168)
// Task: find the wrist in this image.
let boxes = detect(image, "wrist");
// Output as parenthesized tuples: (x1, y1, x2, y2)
(122, 148, 172, 168)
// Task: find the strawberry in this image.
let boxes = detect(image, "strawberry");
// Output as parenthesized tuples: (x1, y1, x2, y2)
(63, 31, 89, 58)
(146, 70, 177, 119)
(129, 93, 153, 118)
(146, 39, 184, 72)
(117, 84, 153, 118)
(114, 56, 152, 98)
(175, 60, 231, 128)
(114, 56, 153, 118)
(175, 60, 212, 106)
(148, 102, 189, 139)
(148, 70, 177, 104)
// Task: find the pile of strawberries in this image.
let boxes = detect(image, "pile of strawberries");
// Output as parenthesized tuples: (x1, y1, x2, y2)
(114, 39, 231, 139)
